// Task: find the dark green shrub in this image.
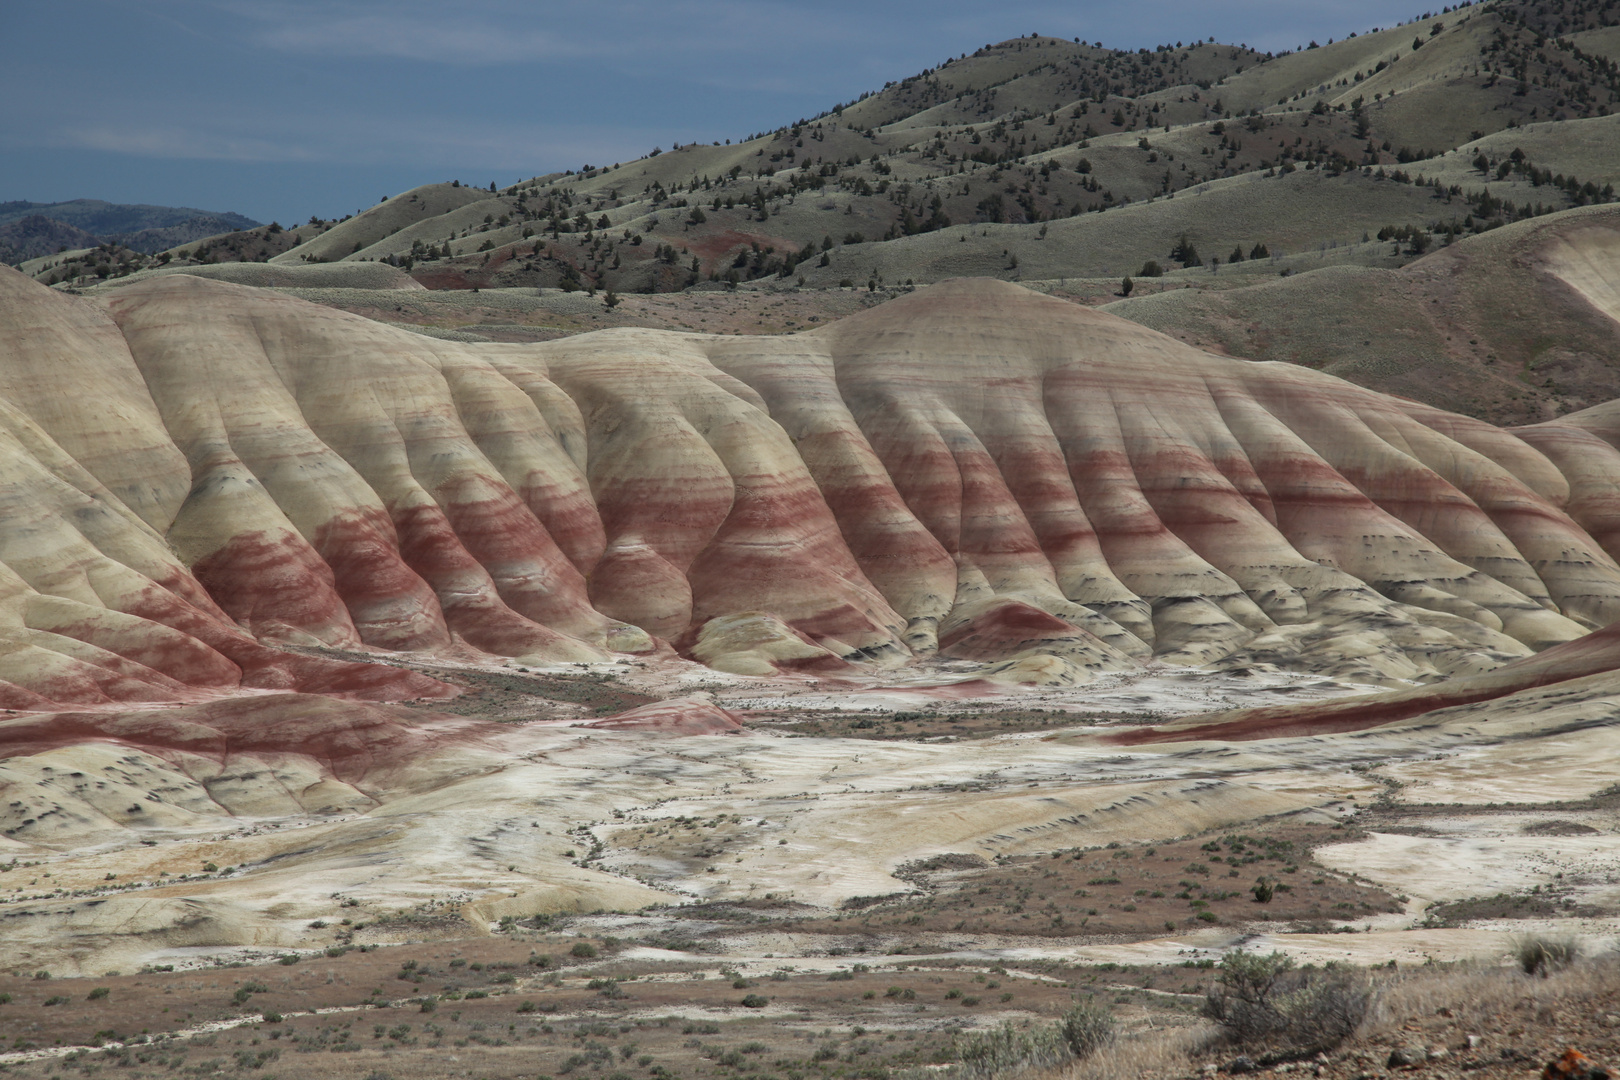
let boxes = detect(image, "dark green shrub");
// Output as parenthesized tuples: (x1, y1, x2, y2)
(1059, 1000, 1116, 1058)
(1203, 951, 1371, 1052)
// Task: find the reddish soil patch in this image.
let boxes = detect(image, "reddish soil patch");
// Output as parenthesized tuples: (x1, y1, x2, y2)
(756, 825, 1403, 944)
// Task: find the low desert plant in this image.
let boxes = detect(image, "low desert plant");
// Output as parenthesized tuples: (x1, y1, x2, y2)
(952, 1002, 1116, 1080)
(1203, 950, 1372, 1053)
(954, 1020, 1071, 1079)
(1059, 1000, 1117, 1058)
(1514, 934, 1580, 976)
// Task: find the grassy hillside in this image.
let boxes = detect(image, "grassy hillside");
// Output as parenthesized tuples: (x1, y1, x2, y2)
(1104, 204, 1620, 424)
(267, 183, 496, 265)
(213, 0, 1619, 297)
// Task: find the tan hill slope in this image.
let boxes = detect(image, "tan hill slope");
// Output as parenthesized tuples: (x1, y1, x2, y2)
(1105, 203, 1620, 424)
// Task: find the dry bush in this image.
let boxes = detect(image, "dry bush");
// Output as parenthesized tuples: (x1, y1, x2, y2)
(949, 1002, 1118, 1080)
(1040, 950, 1620, 1080)
(1203, 951, 1373, 1054)
(1364, 948, 1620, 1041)
(1514, 934, 1581, 976)
(1061, 1026, 1213, 1080)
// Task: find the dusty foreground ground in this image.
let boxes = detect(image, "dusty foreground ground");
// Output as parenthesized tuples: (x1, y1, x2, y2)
(0, 936, 1615, 1080)
(1, 656, 1618, 1079)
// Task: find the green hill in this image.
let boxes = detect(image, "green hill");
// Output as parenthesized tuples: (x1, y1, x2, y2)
(33, 0, 1620, 423)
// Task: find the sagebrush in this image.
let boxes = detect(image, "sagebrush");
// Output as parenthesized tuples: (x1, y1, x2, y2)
(1203, 950, 1373, 1053)
(954, 1022, 1071, 1079)
(1514, 934, 1581, 977)
(953, 1001, 1115, 1080)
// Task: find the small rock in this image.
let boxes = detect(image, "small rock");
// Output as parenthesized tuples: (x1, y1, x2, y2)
(1203, 1065, 1220, 1077)
(1388, 1046, 1427, 1068)
(1464, 1036, 1483, 1051)
(1226, 1056, 1259, 1075)
(1543, 1048, 1613, 1080)
(1428, 1048, 1449, 1061)
(1603, 1015, 1620, 1029)
(1278, 1065, 1295, 1074)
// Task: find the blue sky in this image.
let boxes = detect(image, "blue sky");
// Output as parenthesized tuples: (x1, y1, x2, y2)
(2, 1, 1432, 226)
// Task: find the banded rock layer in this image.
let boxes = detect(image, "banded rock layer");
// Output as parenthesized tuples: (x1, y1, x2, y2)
(3, 267, 1620, 706)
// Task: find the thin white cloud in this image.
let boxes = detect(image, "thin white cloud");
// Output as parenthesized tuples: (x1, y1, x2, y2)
(57, 125, 321, 163)
(231, 0, 859, 68)
(39, 101, 677, 172)
(255, 13, 569, 64)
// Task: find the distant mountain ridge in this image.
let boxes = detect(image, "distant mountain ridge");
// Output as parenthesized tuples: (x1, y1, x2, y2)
(0, 215, 101, 264)
(0, 199, 259, 259)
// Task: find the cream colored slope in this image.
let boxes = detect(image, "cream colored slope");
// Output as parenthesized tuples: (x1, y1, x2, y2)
(0, 271, 267, 704)
(1542, 216, 1620, 323)
(835, 281, 1594, 641)
(9, 268, 1620, 687)
(536, 326, 909, 661)
(0, 267, 189, 531)
(103, 275, 643, 659)
(770, 279, 1605, 679)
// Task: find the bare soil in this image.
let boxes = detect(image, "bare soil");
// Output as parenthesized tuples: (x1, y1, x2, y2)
(757, 825, 1406, 942)
(741, 704, 1162, 741)
(0, 937, 1096, 1079)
